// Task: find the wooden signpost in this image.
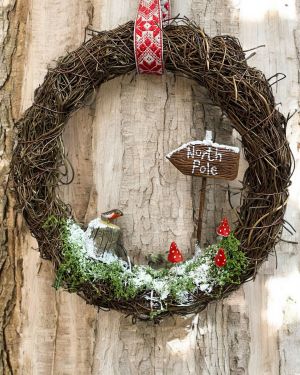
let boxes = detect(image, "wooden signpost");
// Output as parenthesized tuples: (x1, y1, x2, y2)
(166, 131, 240, 243)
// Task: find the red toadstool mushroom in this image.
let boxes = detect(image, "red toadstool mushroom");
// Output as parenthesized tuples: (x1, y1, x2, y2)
(216, 218, 231, 237)
(167, 242, 183, 263)
(214, 248, 227, 267)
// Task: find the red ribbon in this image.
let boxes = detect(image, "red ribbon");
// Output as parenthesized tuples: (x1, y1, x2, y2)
(134, 0, 171, 74)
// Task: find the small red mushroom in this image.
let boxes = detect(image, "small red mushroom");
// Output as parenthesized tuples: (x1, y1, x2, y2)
(167, 242, 183, 263)
(214, 248, 227, 267)
(216, 218, 231, 237)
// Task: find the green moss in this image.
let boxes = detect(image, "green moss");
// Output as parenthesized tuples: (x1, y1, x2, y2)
(206, 233, 248, 286)
(46, 217, 248, 308)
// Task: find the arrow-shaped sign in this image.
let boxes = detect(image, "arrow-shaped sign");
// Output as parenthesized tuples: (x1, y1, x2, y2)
(166, 131, 240, 243)
(166, 138, 240, 181)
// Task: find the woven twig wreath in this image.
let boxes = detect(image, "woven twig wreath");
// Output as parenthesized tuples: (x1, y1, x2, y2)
(12, 20, 293, 320)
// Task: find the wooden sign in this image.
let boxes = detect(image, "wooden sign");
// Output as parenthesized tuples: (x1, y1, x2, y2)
(166, 140, 240, 181)
(166, 132, 240, 243)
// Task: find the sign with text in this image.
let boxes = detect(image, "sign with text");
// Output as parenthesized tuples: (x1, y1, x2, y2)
(166, 140, 240, 180)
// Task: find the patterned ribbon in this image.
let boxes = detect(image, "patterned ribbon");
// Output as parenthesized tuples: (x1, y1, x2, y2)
(134, 0, 171, 74)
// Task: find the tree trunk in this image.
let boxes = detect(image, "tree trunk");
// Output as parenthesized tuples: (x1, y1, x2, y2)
(1, 0, 300, 374)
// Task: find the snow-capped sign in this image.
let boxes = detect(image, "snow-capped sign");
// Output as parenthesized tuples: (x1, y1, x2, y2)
(167, 133, 240, 180)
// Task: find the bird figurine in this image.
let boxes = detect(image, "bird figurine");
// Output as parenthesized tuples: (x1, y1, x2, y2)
(85, 209, 124, 258)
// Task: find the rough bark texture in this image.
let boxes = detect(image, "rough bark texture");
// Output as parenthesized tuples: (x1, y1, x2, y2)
(0, 0, 299, 374)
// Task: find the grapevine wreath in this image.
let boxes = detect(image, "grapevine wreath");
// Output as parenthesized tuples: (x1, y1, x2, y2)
(11, 12, 294, 320)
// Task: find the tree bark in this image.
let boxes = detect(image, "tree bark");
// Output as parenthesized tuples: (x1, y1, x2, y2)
(1, 0, 300, 374)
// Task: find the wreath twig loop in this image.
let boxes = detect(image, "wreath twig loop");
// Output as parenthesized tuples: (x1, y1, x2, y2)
(11, 19, 293, 320)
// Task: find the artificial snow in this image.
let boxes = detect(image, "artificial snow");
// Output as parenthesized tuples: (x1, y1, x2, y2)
(194, 243, 202, 257)
(65, 220, 216, 306)
(176, 291, 192, 305)
(152, 279, 170, 300)
(68, 221, 85, 247)
(131, 268, 153, 288)
(199, 283, 212, 292)
(166, 139, 240, 159)
(68, 221, 127, 269)
(169, 264, 186, 276)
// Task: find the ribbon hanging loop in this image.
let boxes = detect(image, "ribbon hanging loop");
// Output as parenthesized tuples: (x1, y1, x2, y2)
(134, 0, 171, 74)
